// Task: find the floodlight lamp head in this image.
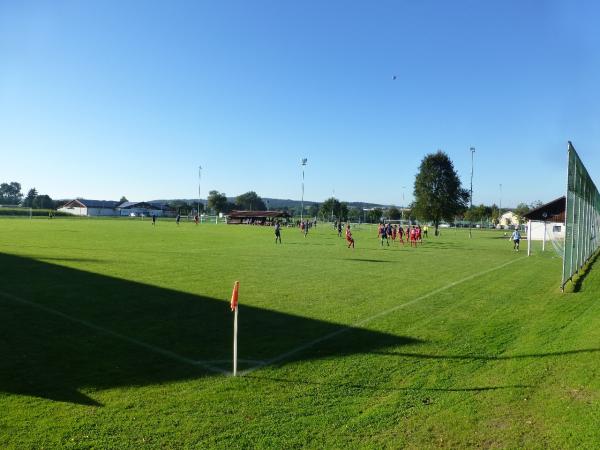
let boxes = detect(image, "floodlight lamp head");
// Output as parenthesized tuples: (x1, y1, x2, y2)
(301, 158, 308, 166)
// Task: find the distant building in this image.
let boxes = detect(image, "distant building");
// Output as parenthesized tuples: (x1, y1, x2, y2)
(58, 199, 120, 216)
(227, 210, 291, 225)
(117, 201, 164, 217)
(498, 211, 519, 229)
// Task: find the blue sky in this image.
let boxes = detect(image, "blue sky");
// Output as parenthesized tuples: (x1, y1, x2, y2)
(1, 1, 599, 207)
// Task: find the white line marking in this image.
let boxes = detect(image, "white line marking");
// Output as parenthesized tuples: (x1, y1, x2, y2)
(240, 257, 525, 376)
(0, 291, 229, 375)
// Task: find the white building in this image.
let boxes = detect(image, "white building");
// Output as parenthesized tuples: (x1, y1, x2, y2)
(117, 201, 164, 217)
(58, 199, 120, 216)
(498, 211, 519, 229)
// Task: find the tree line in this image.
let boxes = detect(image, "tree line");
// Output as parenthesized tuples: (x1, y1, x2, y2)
(0, 182, 57, 209)
(4, 155, 542, 225)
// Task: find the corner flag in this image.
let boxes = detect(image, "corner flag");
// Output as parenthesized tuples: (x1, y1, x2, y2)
(230, 281, 239, 311)
(231, 281, 240, 376)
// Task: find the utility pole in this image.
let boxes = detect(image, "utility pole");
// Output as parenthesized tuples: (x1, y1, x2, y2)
(469, 147, 475, 238)
(499, 183, 503, 228)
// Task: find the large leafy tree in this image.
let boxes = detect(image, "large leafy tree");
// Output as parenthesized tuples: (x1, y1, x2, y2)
(387, 206, 401, 220)
(22, 188, 38, 207)
(367, 208, 383, 223)
(412, 151, 469, 235)
(307, 203, 320, 218)
(319, 197, 349, 221)
(235, 191, 266, 211)
(32, 194, 53, 209)
(207, 190, 228, 214)
(0, 182, 23, 205)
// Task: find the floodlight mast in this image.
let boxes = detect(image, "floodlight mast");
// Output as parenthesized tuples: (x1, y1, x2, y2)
(300, 158, 307, 222)
(198, 165, 202, 218)
(469, 147, 475, 238)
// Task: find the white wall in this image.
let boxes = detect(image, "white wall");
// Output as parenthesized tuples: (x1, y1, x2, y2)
(119, 208, 164, 217)
(528, 221, 565, 241)
(58, 206, 87, 216)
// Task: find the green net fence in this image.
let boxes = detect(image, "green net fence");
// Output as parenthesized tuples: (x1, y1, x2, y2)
(561, 142, 600, 290)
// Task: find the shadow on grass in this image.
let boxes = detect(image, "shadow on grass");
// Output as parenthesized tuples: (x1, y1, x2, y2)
(572, 250, 600, 293)
(372, 348, 600, 360)
(0, 253, 420, 406)
(245, 375, 532, 393)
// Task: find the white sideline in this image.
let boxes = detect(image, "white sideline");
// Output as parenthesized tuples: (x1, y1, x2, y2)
(239, 257, 525, 376)
(0, 291, 228, 375)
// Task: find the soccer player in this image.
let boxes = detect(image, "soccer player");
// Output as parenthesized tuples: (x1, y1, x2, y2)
(194, 214, 199, 225)
(176, 214, 181, 225)
(380, 223, 389, 246)
(274, 221, 282, 244)
(409, 226, 418, 247)
(398, 225, 405, 245)
(337, 221, 343, 237)
(510, 228, 521, 251)
(345, 224, 355, 248)
(152, 214, 156, 226)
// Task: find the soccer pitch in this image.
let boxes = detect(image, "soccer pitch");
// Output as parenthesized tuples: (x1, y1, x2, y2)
(1, 218, 599, 448)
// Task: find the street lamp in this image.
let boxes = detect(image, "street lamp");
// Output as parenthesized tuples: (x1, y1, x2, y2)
(300, 158, 307, 222)
(469, 147, 475, 238)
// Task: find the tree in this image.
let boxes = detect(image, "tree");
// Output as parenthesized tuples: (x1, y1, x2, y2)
(307, 203, 320, 218)
(387, 206, 401, 220)
(22, 188, 38, 207)
(235, 191, 266, 211)
(319, 197, 348, 220)
(530, 200, 544, 209)
(514, 203, 531, 224)
(207, 190, 228, 214)
(347, 207, 361, 222)
(33, 194, 53, 209)
(0, 182, 23, 205)
(368, 208, 383, 223)
(412, 151, 469, 235)
(119, 196, 128, 204)
(320, 197, 340, 220)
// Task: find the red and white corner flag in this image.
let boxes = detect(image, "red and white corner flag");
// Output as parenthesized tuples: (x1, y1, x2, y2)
(230, 281, 239, 311)
(230, 281, 239, 376)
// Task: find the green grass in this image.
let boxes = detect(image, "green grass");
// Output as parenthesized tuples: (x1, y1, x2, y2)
(0, 218, 598, 448)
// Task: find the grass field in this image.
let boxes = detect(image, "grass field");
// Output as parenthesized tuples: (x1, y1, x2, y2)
(0, 217, 599, 448)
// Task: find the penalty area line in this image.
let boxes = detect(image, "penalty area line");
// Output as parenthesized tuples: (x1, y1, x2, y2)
(240, 257, 525, 376)
(0, 291, 228, 375)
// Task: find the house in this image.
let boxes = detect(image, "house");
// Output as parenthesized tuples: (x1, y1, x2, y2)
(58, 199, 120, 216)
(117, 201, 164, 217)
(523, 197, 566, 241)
(498, 211, 519, 229)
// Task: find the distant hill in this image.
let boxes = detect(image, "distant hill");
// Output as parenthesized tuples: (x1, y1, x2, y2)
(150, 198, 388, 210)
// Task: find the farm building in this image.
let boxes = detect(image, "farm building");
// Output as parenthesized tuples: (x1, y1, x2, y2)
(58, 199, 120, 216)
(227, 210, 291, 225)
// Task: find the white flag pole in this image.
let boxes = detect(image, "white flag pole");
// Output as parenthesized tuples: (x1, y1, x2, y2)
(233, 306, 238, 376)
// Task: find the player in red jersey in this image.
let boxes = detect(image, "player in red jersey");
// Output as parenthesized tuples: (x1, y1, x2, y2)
(410, 226, 418, 247)
(345, 224, 355, 248)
